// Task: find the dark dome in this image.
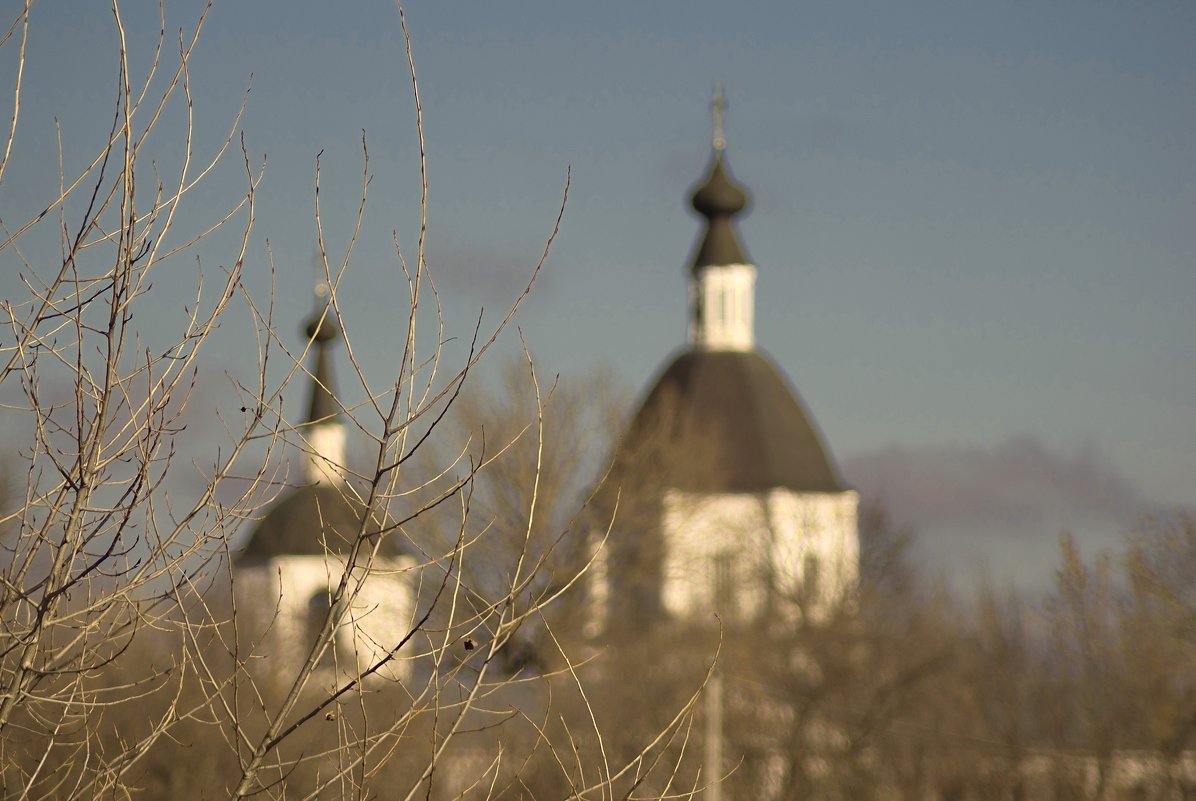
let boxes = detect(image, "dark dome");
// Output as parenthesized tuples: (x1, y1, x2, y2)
(614, 350, 846, 494)
(690, 155, 748, 218)
(238, 484, 380, 560)
(688, 154, 751, 273)
(302, 312, 341, 425)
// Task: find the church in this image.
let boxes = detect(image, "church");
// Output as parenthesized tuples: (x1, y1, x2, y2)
(218, 95, 1196, 801)
(232, 90, 858, 692)
(591, 89, 858, 634)
(233, 311, 417, 686)
(224, 92, 863, 801)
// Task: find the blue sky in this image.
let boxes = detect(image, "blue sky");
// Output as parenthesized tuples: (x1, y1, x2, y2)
(3, 0, 1193, 590)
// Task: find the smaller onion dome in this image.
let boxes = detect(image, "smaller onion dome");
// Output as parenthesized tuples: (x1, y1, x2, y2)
(303, 311, 341, 425)
(305, 312, 339, 343)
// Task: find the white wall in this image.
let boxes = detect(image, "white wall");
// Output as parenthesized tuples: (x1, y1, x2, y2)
(235, 552, 417, 684)
(660, 488, 858, 623)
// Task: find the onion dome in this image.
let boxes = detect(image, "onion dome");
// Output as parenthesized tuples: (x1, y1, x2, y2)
(615, 350, 846, 494)
(691, 156, 749, 218)
(687, 153, 751, 272)
(304, 311, 341, 425)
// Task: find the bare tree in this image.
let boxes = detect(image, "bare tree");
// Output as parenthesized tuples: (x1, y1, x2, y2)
(0, 3, 700, 799)
(1033, 517, 1196, 800)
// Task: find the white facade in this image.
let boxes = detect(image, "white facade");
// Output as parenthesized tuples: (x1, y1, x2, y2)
(660, 488, 858, 623)
(236, 552, 417, 684)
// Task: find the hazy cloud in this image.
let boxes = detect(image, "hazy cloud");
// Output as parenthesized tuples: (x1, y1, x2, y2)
(426, 246, 557, 306)
(841, 435, 1161, 590)
(843, 434, 1152, 534)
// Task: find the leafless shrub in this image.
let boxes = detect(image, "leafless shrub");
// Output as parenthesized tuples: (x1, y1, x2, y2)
(0, 3, 701, 799)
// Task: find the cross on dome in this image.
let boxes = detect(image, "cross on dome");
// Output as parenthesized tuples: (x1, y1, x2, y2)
(712, 81, 727, 152)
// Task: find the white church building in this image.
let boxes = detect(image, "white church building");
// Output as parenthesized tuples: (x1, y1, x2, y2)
(593, 93, 859, 632)
(232, 93, 857, 686)
(234, 311, 416, 685)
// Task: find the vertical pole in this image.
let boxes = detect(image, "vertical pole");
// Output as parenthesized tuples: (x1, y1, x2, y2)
(705, 667, 725, 801)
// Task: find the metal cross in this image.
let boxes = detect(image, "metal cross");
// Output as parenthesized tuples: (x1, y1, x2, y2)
(712, 81, 726, 151)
